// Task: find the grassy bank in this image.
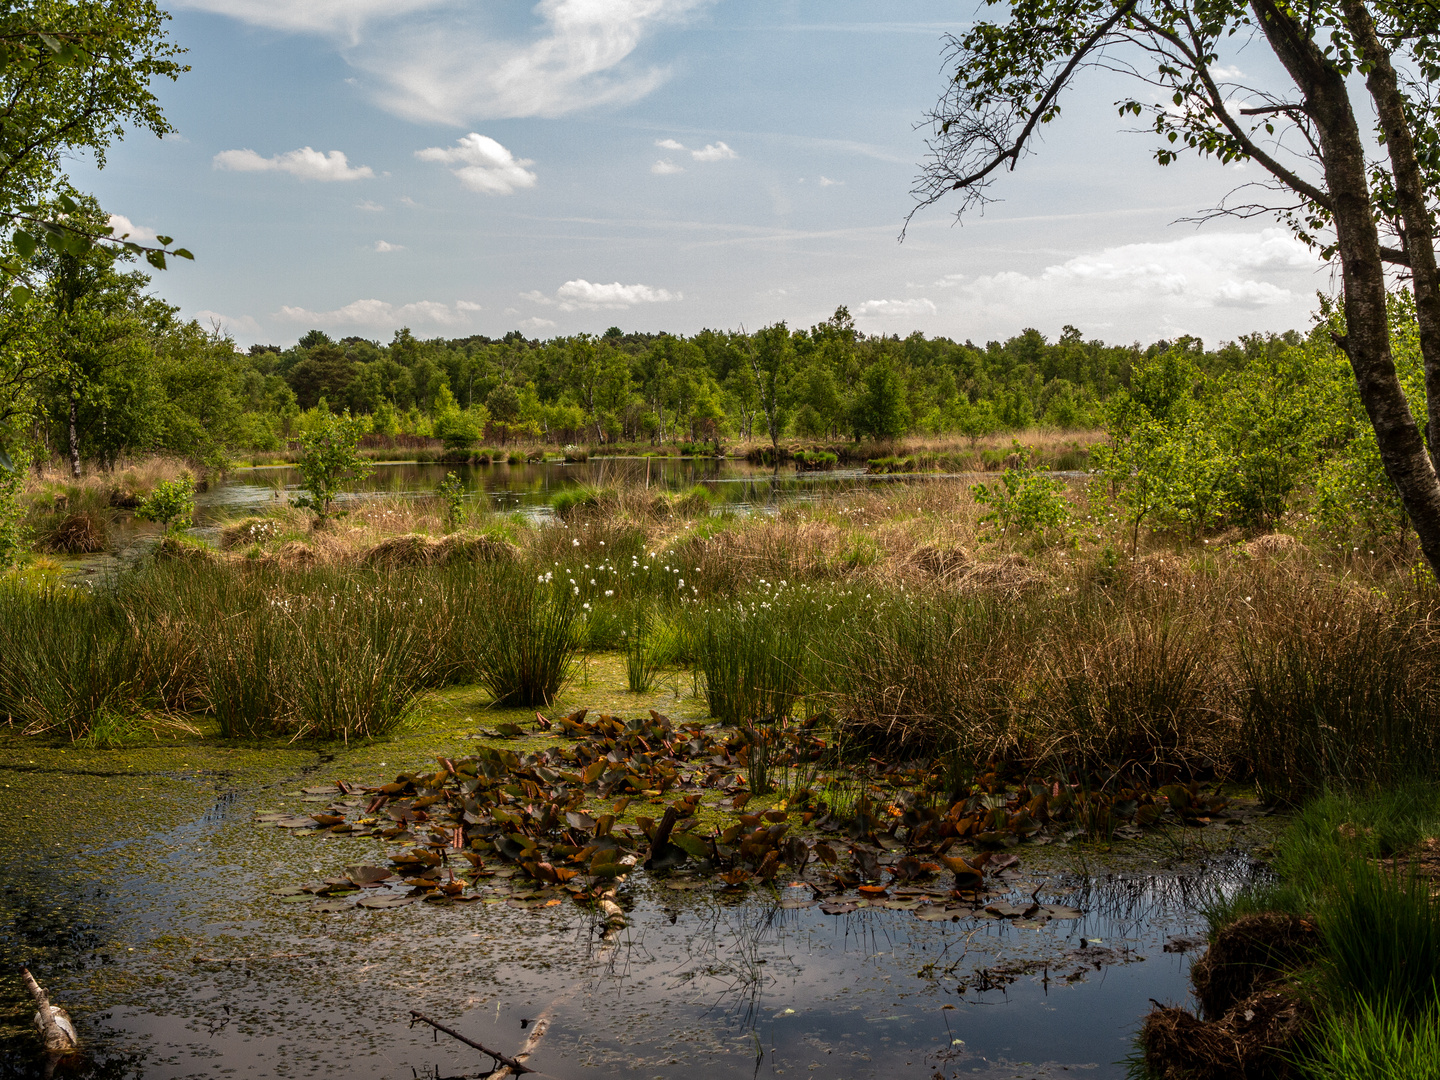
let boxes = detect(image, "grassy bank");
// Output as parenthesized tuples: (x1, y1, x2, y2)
(1138, 786, 1440, 1078)
(2, 470, 1438, 810)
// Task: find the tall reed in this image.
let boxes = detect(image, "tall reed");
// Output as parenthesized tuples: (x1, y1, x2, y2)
(0, 583, 140, 739)
(457, 563, 579, 706)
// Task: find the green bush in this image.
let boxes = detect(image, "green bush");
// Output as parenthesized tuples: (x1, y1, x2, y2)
(135, 476, 195, 532)
(971, 445, 1071, 543)
(291, 410, 373, 521)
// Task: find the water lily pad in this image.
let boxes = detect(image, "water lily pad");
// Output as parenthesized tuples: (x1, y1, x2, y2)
(274, 816, 318, 828)
(915, 906, 961, 921)
(819, 901, 858, 915)
(310, 899, 353, 913)
(1041, 904, 1084, 919)
(356, 893, 417, 909)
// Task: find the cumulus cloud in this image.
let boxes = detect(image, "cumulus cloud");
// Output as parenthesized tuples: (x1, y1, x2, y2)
(944, 228, 1321, 337)
(373, 240, 404, 252)
(213, 147, 374, 181)
(108, 214, 159, 244)
(278, 297, 480, 329)
(356, 199, 385, 212)
(817, 176, 841, 187)
(690, 141, 737, 162)
(651, 159, 684, 175)
(194, 309, 264, 341)
(654, 138, 686, 151)
(857, 298, 937, 318)
(526, 279, 681, 311)
(416, 134, 537, 195)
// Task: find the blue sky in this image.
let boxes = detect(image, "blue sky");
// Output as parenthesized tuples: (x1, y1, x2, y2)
(72, 0, 1333, 348)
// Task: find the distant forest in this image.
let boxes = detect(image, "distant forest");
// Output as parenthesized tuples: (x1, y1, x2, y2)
(15, 255, 1305, 469)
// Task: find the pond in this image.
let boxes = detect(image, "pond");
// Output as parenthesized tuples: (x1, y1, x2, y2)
(194, 457, 993, 524)
(0, 679, 1271, 1080)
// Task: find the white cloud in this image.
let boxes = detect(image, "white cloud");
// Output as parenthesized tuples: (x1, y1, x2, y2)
(278, 297, 480, 329)
(817, 176, 841, 187)
(691, 141, 737, 162)
(518, 316, 557, 331)
(194, 309, 264, 340)
(169, 0, 445, 38)
(416, 134, 537, 195)
(651, 159, 684, 175)
(107, 214, 159, 244)
(527, 279, 682, 311)
(213, 147, 374, 182)
(355, 0, 715, 124)
(856, 298, 937, 318)
(945, 228, 1321, 336)
(373, 240, 404, 253)
(356, 199, 384, 212)
(655, 138, 686, 151)
(1213, 279, 1294, 307)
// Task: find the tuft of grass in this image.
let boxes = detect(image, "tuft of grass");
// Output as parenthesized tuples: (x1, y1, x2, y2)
(0, 582, 140, 740)
(691, 595, 810, 728)
(1317, 862, 1440, 1020)
(1236, 594, 1440, 802)
(624, 599, 661, 693)
(34, 509, 111, 554)
(1295, 999, 1440, 1080)
(460, 563, 579, 706)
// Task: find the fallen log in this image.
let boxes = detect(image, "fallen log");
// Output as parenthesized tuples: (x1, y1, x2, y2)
(21, 967, 79, 1060)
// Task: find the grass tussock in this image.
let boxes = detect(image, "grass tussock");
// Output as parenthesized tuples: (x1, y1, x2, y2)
(34, 509, 111, 554)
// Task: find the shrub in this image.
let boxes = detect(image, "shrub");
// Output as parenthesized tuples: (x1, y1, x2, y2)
(437, 472, 465, 532)
(291, 410, 373, 521)
(971, 445, 1071, 544)
(135, 476, 195, 532)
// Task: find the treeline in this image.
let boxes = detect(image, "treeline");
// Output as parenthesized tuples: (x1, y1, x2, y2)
(6, 252, 1310, 468)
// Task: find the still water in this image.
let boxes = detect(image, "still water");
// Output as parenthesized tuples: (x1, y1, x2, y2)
(0, 729, 1260, 1080)
(195, 457, 978, 524)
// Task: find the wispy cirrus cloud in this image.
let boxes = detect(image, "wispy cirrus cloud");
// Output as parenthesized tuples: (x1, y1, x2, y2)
(416, 134, 537, 195)
(213, 147, 374, 181)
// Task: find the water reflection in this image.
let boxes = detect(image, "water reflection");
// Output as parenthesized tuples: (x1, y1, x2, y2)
(198, 458, 987, 523)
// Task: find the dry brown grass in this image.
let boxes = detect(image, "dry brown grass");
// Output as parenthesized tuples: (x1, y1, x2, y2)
(22, 456, 201, 500)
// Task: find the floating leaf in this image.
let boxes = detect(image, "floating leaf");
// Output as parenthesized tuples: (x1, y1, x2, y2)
(357, 894, 417, 909)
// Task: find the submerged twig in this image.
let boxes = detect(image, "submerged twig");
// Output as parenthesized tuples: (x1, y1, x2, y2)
(20, 967, 80, 1074)
(408, 1012, 535, 1075)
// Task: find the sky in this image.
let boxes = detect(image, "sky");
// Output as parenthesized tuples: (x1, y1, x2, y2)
(71, 0, 1338, 350)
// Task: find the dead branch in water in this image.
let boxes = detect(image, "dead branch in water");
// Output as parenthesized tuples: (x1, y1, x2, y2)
(20, 967, 80, 1073)
(408, 1012, 536, 1075)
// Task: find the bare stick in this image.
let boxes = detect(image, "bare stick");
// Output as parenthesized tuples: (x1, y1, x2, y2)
(409, 1012, 534, 1075)
(20, 968, 79, 1057)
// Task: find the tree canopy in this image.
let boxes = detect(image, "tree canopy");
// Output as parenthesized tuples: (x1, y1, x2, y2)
(910, 0, 1440, 574)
